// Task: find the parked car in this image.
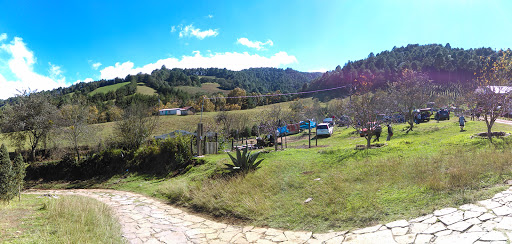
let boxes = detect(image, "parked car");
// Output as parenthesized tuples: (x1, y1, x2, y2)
(299, 121, 316, 130)
(337, 115, 352, 127)
(316, 123, 333, 137)
(435, 109, 450, 120)
(323, 117, 335, 126)
(418, 108, 433, 122)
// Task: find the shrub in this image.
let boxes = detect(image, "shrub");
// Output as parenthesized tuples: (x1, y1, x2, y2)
(79, 148, 127, 178)
(225, 147, 264, 175)
(132, 135, 195, 176)
(0, 144, 14, 202)
(12, 154, 25, 200)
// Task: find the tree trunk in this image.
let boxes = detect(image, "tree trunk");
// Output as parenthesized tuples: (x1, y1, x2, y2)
(274, 130, 278, 151)
(406, 111, 414, 133)
(487, 124, 493, 143)
(485, 115, 493, 143)
(31, 146, 36, 162)
(406, 121, 414, 134)
(366, 134, 371, 149)
(75, 146, 81, 162)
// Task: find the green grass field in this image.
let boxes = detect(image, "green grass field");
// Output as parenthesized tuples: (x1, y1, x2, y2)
(136, 83, 157, 95)
(176, 82, 230, 95)
(0, 194, 124, 243)
(147, 119, 512, 231)
(10, 97, 512, 232)
(34, 116, 512, 232)
(89, 82, 130, 96)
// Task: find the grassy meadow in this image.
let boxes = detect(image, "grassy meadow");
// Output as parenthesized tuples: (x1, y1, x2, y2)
(147, 119, 512, 231)
(136, 83, 157, 95)
(176, 82, 230, 95)
(11, 97, 512, 232)
(89, 82, 130, 96)
(34, 115, 512, 232)
(0, 194, 124, 243)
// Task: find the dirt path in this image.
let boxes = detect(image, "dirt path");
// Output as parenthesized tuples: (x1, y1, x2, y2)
(24, 187, 512, 243)
(495, 119, 512, 126)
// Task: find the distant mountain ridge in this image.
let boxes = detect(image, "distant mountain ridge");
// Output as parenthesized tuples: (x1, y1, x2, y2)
(0, 67, 321, 106)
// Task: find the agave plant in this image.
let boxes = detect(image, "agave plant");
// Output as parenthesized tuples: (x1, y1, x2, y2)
(225, 147, 264, 174)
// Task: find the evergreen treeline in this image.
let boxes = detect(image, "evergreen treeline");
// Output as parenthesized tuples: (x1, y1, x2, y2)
(309, 43, 500, 100)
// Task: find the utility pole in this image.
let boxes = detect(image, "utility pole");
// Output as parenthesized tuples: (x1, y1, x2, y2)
(308, 120, 311, 148)
(197, 123, 203, 156)
(315, 126, 318, 146)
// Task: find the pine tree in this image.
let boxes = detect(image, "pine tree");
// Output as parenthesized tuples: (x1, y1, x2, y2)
(12, 154, 25, 201)
(0, 144, 14, 203)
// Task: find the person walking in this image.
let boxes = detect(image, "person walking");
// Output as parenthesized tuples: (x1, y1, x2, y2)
(386, 124, 393, 141)
(459, 115, 466, 132)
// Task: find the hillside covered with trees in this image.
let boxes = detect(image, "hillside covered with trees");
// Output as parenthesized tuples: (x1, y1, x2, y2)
(0, 67, 320, 107)
(308, 43, 500, 100)
(0, 67, 321, 122)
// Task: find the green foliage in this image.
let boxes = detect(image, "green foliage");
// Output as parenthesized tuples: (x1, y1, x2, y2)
(114, 103, 157, 150)
(225, 147, 264, 174)
(12, 154, 25, 198)
(0, 144, 13, 202)
(132, 135, 195, 176)
(309, 44, 498, 100)
(25, 135, 197, 180)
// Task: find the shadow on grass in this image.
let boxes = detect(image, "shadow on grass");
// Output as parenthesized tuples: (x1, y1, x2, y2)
(25, 172, 170, 190)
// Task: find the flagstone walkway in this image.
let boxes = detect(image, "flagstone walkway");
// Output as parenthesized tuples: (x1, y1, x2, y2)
(25, 187, 512, 243)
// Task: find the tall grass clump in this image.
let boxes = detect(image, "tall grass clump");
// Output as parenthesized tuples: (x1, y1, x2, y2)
(412, 148, 512, 191)
(41, 196, 124, 243)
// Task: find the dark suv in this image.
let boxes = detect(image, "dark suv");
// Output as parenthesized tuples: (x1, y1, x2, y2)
(434, 109, 450, 120)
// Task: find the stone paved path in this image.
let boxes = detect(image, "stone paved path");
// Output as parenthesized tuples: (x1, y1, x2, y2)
(25, 187, 512, 243)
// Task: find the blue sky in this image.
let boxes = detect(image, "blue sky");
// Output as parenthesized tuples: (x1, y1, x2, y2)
(0, 0, 511, 99)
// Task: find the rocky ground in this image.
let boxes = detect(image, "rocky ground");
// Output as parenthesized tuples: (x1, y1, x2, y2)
(25, 186, 512, 244)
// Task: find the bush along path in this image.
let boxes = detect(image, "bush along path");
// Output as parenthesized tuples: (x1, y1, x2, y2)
(25, 188, 512, 244)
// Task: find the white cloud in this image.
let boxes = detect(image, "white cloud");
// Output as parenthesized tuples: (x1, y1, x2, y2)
(49, 62, 63, 77)
(308, 68, 328, 73)
(0, 33, 6, 42)
(237, 38, 274, 50)
(176, 24, 218, 40)
(207, 14, 214, 19)
(92, 62, 102, 70)
(100, 51, 298, 80)
(0, 37, 67, 99)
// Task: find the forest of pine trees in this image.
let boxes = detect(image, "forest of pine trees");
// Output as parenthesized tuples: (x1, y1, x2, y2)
(308, 43, 501, 100)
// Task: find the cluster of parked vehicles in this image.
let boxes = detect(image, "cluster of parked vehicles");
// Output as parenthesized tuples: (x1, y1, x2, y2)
(270, 107, 454, 141)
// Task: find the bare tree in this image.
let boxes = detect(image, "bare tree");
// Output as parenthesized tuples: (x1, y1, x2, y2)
(389, 70, 432, 133)
(59, 100, 92, 161)
(215, 111, 238, 139)
(261, 105, 289, 151)
(304, 99, 327, 123)
(474, 50, 512, 142)
(348, 90, 388, 149)
(114, 103, 158, 150)
(0, 92, 57, 162)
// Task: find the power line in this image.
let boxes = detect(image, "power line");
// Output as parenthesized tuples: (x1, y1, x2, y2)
(199, 85, 349, 123)
(203, 85, 349, 100)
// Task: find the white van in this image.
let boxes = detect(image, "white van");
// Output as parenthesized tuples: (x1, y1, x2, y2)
(316, 123, 333, 137)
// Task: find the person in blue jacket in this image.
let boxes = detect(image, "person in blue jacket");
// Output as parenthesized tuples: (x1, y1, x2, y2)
(459, 115, 466, 132)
